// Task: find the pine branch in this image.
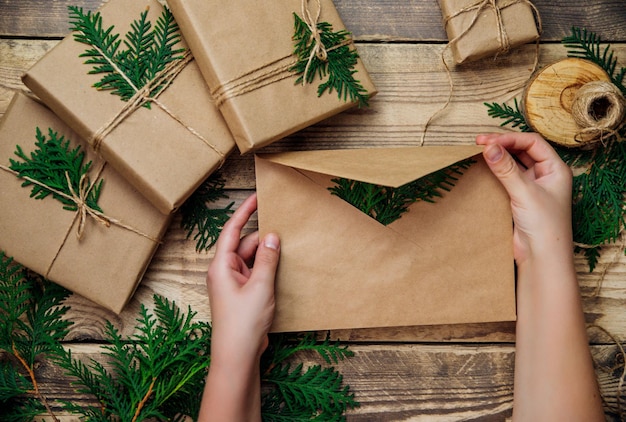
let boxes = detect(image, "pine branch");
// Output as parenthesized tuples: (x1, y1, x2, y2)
(329, 158, 475, 226)
(291, 14, 369, 107)
(563, 27, 626, 96)
(180, 174, 234, 252)
(8, 127, 103, 213)
(69, 6, 185, 108)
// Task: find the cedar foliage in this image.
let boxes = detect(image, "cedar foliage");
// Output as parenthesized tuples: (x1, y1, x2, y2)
(485, 27, 626, 271)
(329, 159, 475, 226)
(8, 127, 103, 213)
(52, 295, 212, 421)
(291, 13, 369, 107)
(68, 6, 185, 108)
(0, 251, 72, 421)
(180, 174, 234, 252)
(0, 252, 357, 420)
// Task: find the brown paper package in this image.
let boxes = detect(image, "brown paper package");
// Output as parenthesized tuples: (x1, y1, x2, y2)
(22, 0, 235, 215)
(255, 146, 516, 332)
(167, 0, 377, 153)
(0, 93, 171, 314)
(438, 0, 540, 64)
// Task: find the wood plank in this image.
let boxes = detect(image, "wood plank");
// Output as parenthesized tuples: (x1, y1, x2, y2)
(5, 40, 626, 142)
(11, 343, 625, 421)
(2, 40, 626, 343)
(1, 0, 625, 42)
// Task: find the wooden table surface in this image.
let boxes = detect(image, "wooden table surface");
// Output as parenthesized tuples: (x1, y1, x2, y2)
(2, 1, 626, 420)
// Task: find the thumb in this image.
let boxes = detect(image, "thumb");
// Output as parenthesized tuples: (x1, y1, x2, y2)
(250, 233, 280, 286)
(483, 143, 528, 202)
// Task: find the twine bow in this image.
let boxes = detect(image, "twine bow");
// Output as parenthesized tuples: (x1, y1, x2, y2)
(64, 171, 110, 240)
(301, 0, 328, 86)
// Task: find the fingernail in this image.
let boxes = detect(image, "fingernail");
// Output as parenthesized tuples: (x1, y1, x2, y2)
(264, 233, 280, 250)
(484, 144, 503, 163)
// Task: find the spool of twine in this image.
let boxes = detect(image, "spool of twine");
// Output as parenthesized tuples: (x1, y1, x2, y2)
(570, 80, 626, 143)
(523, 58, 625, 148)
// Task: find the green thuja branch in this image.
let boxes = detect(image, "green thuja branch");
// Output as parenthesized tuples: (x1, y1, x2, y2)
(68, 6, 185, 108)
(485, 27, 626, 272)
(1, 251, 357, 420)
(562, 27, 626, 96)
(329, 159, 475, 226)
(0, 251, 72, 421)
(485, 98, 530, 132)
(261, 333, 358, 421)
(180, 174, 235, 252)
(53, 295, 212, 421)
(291, 13, 369, 107)
(9, 127, 103, 213)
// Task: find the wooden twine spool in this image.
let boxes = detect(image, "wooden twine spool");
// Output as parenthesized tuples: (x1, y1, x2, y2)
(523, 58, 626, 147)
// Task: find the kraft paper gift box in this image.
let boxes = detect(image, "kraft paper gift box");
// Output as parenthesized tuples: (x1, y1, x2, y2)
(0, 93, 171, 314)
(167, 0, 377, 153)
(255, 146, 516, 332)
(22, 0, 235, 214)
(438, 0, 540, 64)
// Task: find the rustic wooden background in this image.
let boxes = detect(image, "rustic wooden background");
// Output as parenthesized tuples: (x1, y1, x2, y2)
(2, 0, 626, 420)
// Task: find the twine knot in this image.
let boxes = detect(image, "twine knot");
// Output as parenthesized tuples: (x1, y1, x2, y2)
(64, 171, 111, 240)
(572, 80, 626, 144)
(301, 0, 328, 86)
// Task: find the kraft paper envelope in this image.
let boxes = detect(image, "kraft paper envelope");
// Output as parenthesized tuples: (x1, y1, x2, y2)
(255, 146, 516, 332)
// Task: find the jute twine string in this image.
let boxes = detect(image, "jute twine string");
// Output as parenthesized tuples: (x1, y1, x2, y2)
(87, 48, 227, 165)
(0, 163, 160, 276)
(211, 0, 353, 107)
(301, 0, 327, 86)
(572, 80, 626, 144)
(420, 0, 542, 146)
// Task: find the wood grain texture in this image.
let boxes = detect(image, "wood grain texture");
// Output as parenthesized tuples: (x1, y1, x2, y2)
(8, 343, 624, 421)
(1, 0, 625, 42)
(3, 40, 626, 344)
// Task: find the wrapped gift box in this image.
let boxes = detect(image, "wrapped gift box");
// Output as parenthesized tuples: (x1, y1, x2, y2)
(438, 0, 540, 64)
(0, 93, 172, 313)
(255, 146, 516, 332)
(22, 0, 235, 214)
(167, 0, 377, 153)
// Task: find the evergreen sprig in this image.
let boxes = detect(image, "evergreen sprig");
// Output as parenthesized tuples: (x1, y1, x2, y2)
(0, 251, 72, 420)
(485, 98, 531, 132)
(9, 127, 103, 213)
(562, 27, 626, 96)
(329, 159, 475, 226)
(485, 27, 626, 271)
(68, 5, 185, 108)
(53, 295, 212, 421)
(291, 13, 369, 107)
(261, 333, 358, 421)
(1, 251, 357, 420)
(180, 175, 235, 252)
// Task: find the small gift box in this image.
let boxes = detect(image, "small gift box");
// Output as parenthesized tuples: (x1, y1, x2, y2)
(255, 146, 516, 332)
(438, 0, 540, 64)
(167, 0, 377, 153)
(22, 0, 235, 214)
(0, 93, 171, 313)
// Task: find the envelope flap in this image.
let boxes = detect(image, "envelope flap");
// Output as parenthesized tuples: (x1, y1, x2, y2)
(259, 145, 484, 187)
